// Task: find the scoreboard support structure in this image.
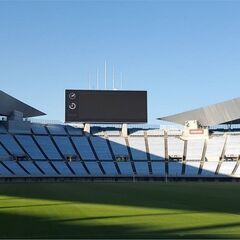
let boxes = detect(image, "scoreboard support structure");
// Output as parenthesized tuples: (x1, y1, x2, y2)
(121, 123, 128, 137)
(83, 123, 129, 136)
(83, 123, 91, 134)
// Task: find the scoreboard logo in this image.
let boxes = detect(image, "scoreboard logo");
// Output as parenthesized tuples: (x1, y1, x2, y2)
(69, 92, 76, 100)
(65, 90, 79, 122)
(69, 102, 76, 110)
(68, 92, 77, 110)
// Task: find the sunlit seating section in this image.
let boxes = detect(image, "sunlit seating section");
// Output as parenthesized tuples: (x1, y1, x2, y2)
(90, 137, 112, 160)
(148, 137, 165, 161)
(201, 161, 219, 177)
(233, 164, 240, 177)
(146, 129, 164, 136)
(186, 139, 204, 161)
(129, 129, 145, 136)
(167, 129, 183, 136)
(218, 161, 237, 177)
(168, 137, 184, 159)
(128, 137, 147, 160)
(106, 130, 120, 136)
(225, 135, 240, 158)
(205, 136, 225, 161)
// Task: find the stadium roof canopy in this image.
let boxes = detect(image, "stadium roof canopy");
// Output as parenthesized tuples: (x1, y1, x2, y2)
(158, 97, 240, 127)
(0, 90, 46, 118)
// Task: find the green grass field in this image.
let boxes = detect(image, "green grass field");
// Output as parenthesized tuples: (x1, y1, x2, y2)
(0, 182, 240, 239)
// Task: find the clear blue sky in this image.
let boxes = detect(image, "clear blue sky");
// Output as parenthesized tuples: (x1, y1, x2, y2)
(1, 1, 240, 124)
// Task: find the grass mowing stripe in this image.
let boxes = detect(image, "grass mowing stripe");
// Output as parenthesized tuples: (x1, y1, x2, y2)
(0, 182, 240, 238)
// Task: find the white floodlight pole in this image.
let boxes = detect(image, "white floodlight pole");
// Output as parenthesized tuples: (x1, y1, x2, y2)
(104, 60, 107, 90)
(120, 72, 123, 90)
(112, 66, 115, 90)
(88, 73, 91, 90)
(96, 67, 99, 90)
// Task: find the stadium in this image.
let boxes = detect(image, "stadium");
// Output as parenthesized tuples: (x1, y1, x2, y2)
(1, 89, 240, 238)
(2, 1, 240, 238)
(0, 90, 240, 181)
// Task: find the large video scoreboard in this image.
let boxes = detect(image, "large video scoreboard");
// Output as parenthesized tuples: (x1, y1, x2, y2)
(65, 90, 147, 123)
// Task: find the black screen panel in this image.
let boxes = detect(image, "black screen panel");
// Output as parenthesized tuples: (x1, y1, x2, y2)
(65, 90, 147, 123)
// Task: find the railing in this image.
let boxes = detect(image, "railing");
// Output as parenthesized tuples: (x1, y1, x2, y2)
(29, 119, 64, 125)
(7, 118, 240, 133)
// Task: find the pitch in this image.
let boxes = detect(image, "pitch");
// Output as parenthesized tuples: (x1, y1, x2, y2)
(0, 182, 240, 239)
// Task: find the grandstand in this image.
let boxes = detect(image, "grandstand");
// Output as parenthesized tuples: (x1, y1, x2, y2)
(1, 90, 240, 181)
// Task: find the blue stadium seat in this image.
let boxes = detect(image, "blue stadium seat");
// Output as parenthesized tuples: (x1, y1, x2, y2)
(46, 125, 67, 135)
(0, 135, 25, 156)
(0, 162, 14, 177)
(51, 161, 74, 176)
(117, 162, 134, 176)
(34, 136, 61, 160)
(0, 144, 11, 160)
(20, 161, 43, 176)
(68, 161, 89, 176)
(134, 162, 149, 176)
(65, 125, 83, 136)
(101, 162, 118, 176)
(84, 162, 103, 176)
(35, 161, 59, 176)
(90, 137, 112, 160)
(71, 137, 96, 160)
(151, 162, 165, 177)
(53, 136, 77, 156)
(0, 124, 7, 134)
(16, 135, 45, 160)
(168, 162, 183, 177)
(3, 161, 28, 176)
(31, 123, 48, 135)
